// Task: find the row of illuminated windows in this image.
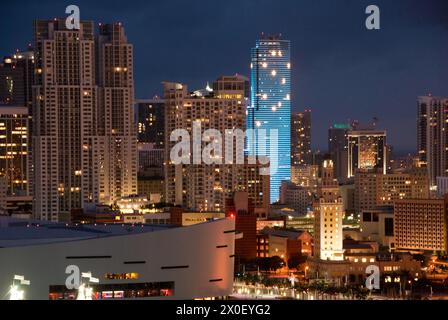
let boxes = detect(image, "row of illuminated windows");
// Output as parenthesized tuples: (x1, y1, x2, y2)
(49, 282, 174, 300)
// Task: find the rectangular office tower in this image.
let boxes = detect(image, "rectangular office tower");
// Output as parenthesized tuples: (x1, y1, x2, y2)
(291, 110, 312, 166)
(136, 98, 165, 148)
(33, 20, 136, 222)
(0, 106, 29, 196)
(248, 35, 291, 203)
(0, 50, 34, 107)
(328, 123, 352, 181)
(347, 130, 386, 178)
(417, 95, 448, 189)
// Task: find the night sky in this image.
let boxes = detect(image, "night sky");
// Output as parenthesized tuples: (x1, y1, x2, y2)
(1, 0, 447, 153)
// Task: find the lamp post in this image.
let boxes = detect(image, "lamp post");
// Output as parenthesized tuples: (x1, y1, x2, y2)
(9, 275, 30, 300)
(394, 277, 402, 299)
(427, 285, 433, 299)
(77, 272, 99, 300)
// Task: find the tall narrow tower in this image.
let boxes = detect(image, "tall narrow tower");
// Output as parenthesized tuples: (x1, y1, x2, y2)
(96, 23, 137, 205)
(417, 95, 448, 189)
(314, 159, 344, 261)
(248, 34, 291, 203)
(32, 20, 136, 222)
(291, 110, 312, 166)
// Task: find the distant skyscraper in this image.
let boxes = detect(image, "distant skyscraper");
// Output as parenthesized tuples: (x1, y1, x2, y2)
(347, 129, 386, 178)
(291, 109, 312, 166)
(417, 95, 448, 189)
(328, 123, 351, 181)
(97, 23, 137, 206)
(0, 106, 29, 196)
(0, 50, 34, 107)
(33, 20, 136, 222)
(0, 51, 35, 197)
(213, 74, 250, 99)
(248, 35, 291, 203)
(136, 98, 165, 148)
(313, 159, 344, 261)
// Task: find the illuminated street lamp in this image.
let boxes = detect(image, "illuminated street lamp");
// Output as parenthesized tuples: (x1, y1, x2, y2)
(9, 275, 30, 300)
(77, 272, 99, 300)
(289, 273, 297, 288)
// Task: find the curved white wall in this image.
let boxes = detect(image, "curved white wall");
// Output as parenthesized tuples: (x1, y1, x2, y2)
(0, 218, 235, 300)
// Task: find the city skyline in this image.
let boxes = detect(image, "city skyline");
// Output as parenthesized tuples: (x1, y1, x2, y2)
(1, 1, 448, 303)
(1, 0, 448, 152)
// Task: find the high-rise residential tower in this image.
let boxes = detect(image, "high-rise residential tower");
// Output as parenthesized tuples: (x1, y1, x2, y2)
(96, 23, 138, 206)
(248, 34, 291, 203)
(417, 95, 448, 189)
(0, 50, 35, 197)
(291, 109, 312, 166)
(33, 20, 136, 222)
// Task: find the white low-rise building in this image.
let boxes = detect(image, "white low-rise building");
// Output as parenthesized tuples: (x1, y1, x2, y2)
(0, 217, 235, 300)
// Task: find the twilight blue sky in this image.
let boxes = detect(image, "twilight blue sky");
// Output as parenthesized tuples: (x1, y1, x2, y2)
(1, 0, 447, 152)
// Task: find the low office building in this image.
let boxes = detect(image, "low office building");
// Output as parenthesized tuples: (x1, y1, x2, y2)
(285, 213, 315, 235)
(137, 176, 165, 204)
(360, 206, 395, 248)
(308, 252, 421, 286)
(280, 181, 312, 215)
(260, 228, 313, 260)
(0, 217, 236, 300)
(116, 195, 150, 214)
(354, 168, 429, 214)
(346, 253, 421, 285)
(256, 218, 285, 231)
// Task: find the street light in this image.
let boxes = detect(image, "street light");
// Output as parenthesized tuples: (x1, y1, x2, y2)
(394, 277, 402, 298)
(77, 272, 99, 300)
(9, 275, 30, 300)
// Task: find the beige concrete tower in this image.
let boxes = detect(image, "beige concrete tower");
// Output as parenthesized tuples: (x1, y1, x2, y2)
(32, 20, 136, 222)
(314, 159, 344, 261)
(96, 23, 137, 205)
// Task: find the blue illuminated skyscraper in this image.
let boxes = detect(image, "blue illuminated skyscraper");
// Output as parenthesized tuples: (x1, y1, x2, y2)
(248, 35, 291, 203)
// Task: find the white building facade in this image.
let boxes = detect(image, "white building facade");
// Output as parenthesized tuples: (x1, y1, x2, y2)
(0, 218, 235, 300)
